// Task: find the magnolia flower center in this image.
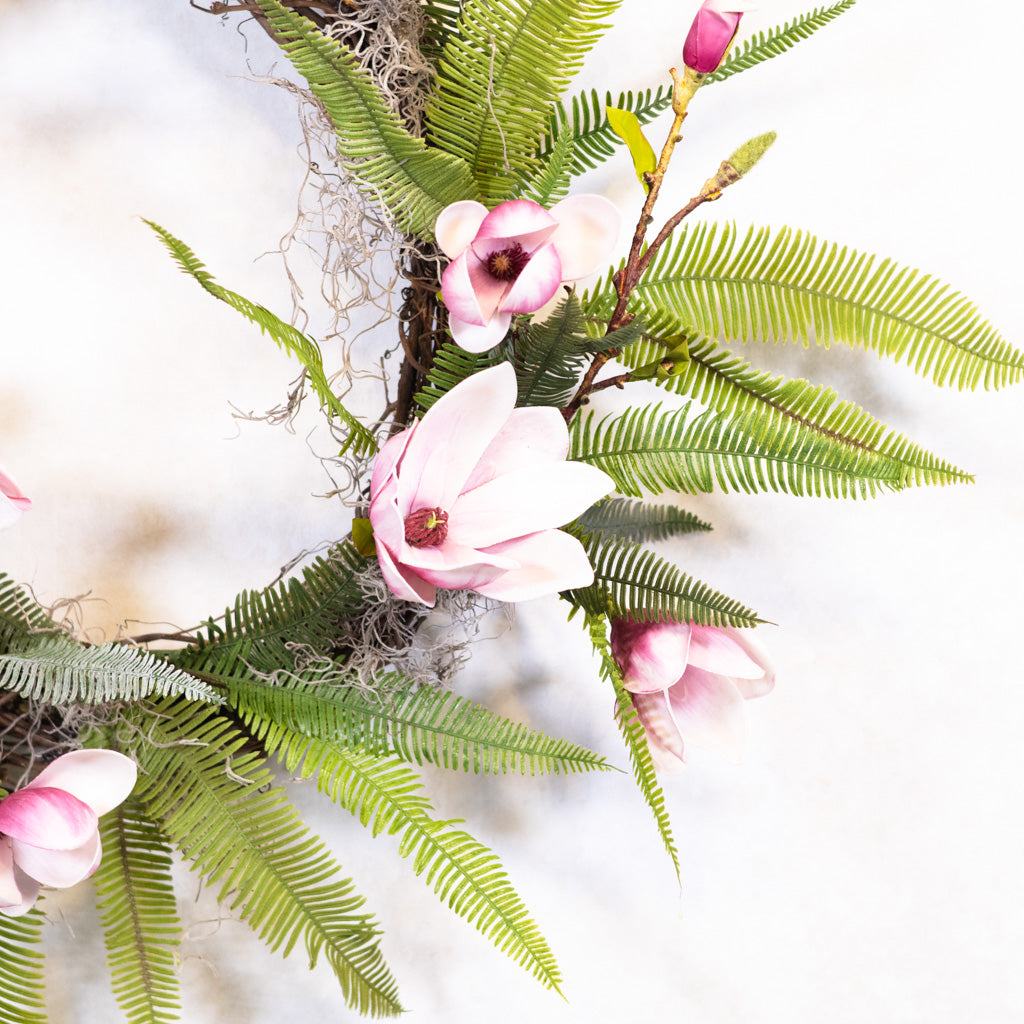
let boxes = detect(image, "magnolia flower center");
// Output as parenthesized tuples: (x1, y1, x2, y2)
(404, 506, 449, 548)
(485, 242, 529, 282)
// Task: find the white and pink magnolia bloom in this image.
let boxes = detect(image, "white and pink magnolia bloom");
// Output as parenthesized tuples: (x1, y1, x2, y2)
(369, 363, 613, 606)
(682, 1, 757, 74)
(0, 464, 31, 530)
(611, 617, 773, 771)
(0, 750, 138, 916)
(436, 195, 620, 353)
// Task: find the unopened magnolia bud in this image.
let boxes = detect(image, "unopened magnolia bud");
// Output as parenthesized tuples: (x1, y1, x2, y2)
(727, 130, 777, 176)
(682, 1, 757, 75)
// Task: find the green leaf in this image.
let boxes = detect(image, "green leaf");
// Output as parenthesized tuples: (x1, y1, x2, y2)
(589, 222, 1024, 390)
(618, 328, 972, 488)
(605, 106, 656, 190)
(577, 497, 712, 542)
(0, 635, 220, 705)
(567, 531, 761, 627)
(0, 909, 47, 1024)
(253, 0, 479, 237)
(226, 671, 612, 776)
(710, 1, 858, 84)
(242, 719, 564, 993)
(0, 573, 58, 654)
(586, 613, 679, 879)
(145, 221, 376, 457)
(426, 0, 622, 200)
(131, 699, 403, 1018)
(93, 798, 183, 1024)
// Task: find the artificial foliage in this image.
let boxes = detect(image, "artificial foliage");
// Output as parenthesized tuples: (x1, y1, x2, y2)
(0, 0, 1019, 1020)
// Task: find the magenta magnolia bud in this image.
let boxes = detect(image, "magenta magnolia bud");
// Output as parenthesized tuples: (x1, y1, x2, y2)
(682, 1, 755, 75)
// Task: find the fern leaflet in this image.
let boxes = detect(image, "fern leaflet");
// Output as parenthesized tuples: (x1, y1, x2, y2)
(578, 497, 712, 541)
(0, 909, 47, 1024)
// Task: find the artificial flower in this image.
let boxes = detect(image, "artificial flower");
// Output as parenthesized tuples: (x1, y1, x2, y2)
(436, 195, 620, 353)
(0, 464, 31, 530)
(369, 362, 613, 606)
(611, 617, 773, 770)
(682, 1, 757, 74)
(0, 749, 138, 916)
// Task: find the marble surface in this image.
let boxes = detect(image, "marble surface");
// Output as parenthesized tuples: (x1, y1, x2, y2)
(2, 1, 1022, 1021)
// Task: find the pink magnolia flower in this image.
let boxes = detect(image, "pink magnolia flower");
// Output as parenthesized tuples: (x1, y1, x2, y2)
(0, 750, 138, 916)
(611, 617, 773, 771)
(0, 464, 31, 530)
(369, 362, 613, 606)
(682, 1, 757, 74)
(436, 195, 620, 353)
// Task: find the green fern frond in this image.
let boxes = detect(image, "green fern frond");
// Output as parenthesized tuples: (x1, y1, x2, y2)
(578, 497, 712, 541)
(93, 798, 182, 1024)
(0, 908, 46, 1024)
(586, 613, 679, 879)
(227, 671, 611, 776)
(413, 342, 507, 414)
(513, 294, 600, 407)
(129, 699, 402, 1018)
(419, 2, 464, 65)
(0, 634, 219, 705)
(571, 400, 941, 498)
(594, 222, 1024, 390)
(171, 542, 367, 680)
(619, 328, 972, 487)
(145, 221, 376, 457)
(253, 0, 479, 237)
(426, 0, 622, 199)
(520, 124, 575, 205)
(567, 532, 761, 627)
(711, 1, 858, 83)
(242, 718, 563, 992)
(543, 87, 673, 179)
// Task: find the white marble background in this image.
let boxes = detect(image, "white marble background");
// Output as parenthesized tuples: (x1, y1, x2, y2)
(1, 0, 1022, 1021)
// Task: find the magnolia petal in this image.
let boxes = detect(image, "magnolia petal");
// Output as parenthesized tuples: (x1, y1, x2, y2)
(369, 428, 413, 503)
(414, 558, 507, 594)
(686, 624, 766, 679)
(375, 538, 437, 606)
(0, 838, 29, 909)
(460, 407, 570, 492)
(398, 536, 519, 574)
(667, 667, 749, 762)
(398, 363, 517, 512)
(442, 253, 489, 327)
(434, 200, 489, 259)
(28, 750, 137, 817)
(725, 627, 775, 699)
(465, 250, 512, 322)
(0, 465, 31, 511)
(472, 529, 596, 601)
(612, 618, 692, 694)
(476, 199, 556, 242)
(549, 194, 621, 280)
(368, 475, 406, 555)
(630, 690, 686, 772)
(447, 312, 512, 354)
(448, 462, 612, 549)
(499, 244, 562, 315)
(11, 832, 100, 889)
(0, 787, 97, 850)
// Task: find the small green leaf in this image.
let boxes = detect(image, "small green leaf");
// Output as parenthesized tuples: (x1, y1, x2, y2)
(605, 106, 656, 190)
(352, 518, 376, 557)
